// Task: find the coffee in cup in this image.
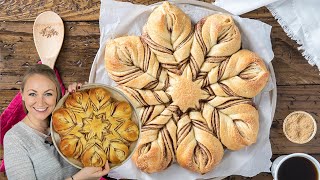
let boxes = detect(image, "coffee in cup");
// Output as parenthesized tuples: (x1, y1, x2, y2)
(271, 153, 320, 180)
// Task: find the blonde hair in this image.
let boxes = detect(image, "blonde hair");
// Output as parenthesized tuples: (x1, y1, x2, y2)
(21, 64, 62, 113)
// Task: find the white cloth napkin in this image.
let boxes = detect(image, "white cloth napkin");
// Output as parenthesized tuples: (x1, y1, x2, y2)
(214, 0, 280, 15)
(267, 0, 320, 71)
(214, 0, 320, 71)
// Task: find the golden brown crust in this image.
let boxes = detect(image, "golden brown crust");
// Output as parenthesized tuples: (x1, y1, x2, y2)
(204, 96, 259, 150)
(81, 139, 107, 167)
(88, 87, 111, 112)
(52, 108, 77, 136)
(116, 85, 171, 108)
(105, 36, 168, 90)
(108, 141, 129, 164)
(65, 91, 90, 112)
(176, 112, 224, 174)
(112, 101, 132, 119)
(131, 131, 174, 173)
(166, 66, 209, 112)
(117, 119, 139, 142)
(207, 49, 270, 98)
(59, 133, 87, 159)
(190, 14, 241, 79)
(143, 1, 193, 65)
(131, 105, 177, 173)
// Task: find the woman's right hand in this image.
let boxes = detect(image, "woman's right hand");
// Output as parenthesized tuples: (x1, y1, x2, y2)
(68, 82, 83, 93)
(70, 162, 110, 180)
(68, 81, 88, 93)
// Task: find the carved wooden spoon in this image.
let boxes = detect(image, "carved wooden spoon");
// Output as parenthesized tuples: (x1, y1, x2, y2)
(33, 11, 64, 69)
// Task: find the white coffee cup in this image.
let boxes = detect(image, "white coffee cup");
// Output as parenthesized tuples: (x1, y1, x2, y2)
(271, 153, 320, 180)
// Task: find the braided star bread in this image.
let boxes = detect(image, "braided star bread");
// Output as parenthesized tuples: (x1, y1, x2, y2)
(52, 87, 139, 167)
(104, 2, 269, 174)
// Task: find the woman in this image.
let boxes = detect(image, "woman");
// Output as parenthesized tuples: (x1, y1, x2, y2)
(3, 64, 109, 180)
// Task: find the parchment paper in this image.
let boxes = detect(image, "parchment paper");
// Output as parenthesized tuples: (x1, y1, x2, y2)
(88, 0, 275, 179)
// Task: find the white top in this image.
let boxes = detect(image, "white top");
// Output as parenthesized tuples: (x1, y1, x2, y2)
(3, 121, 78, 180)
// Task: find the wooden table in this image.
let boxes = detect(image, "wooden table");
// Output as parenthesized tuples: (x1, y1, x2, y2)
(1, 0, 319, 179)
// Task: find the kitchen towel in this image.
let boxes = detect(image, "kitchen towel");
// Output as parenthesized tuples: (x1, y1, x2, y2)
(267, 0, 320, 71)
(214, 0, 280, 15)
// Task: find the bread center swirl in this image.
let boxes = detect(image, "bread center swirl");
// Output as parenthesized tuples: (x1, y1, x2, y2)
(166, 66, 209, 112)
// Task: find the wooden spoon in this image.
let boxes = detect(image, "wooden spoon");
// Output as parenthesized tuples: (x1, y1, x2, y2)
(33, 11, 64, 69)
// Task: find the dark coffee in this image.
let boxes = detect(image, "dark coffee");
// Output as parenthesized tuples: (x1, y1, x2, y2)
(277, 156, 318, 180)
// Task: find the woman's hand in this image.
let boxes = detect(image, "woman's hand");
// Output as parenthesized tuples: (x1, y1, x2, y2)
(70, 162, 110, 180)
(68, 82, 86, 93)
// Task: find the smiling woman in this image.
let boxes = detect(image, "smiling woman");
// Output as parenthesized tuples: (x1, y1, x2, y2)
(20, 65, 62, 134)
(3, 64, 110, 180)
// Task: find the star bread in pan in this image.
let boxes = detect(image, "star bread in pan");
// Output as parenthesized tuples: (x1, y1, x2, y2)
(52, 87, 139, 167)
